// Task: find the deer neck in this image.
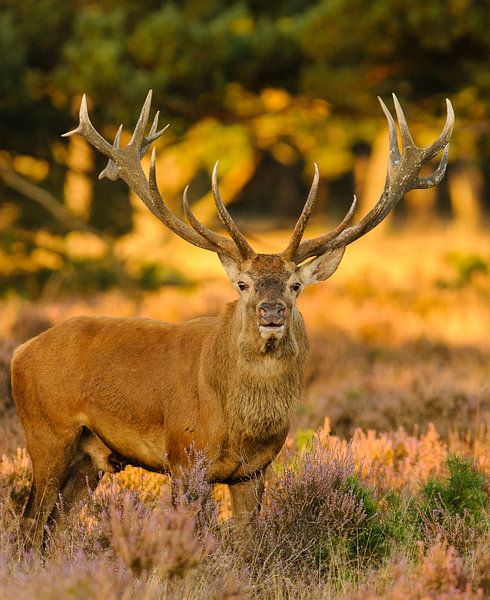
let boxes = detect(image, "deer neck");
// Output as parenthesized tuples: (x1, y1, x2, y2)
(211, 302, 309, 440)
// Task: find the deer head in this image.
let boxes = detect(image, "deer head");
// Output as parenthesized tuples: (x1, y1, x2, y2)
(205, 162, 347, 352)
(63, 91, 453, 352)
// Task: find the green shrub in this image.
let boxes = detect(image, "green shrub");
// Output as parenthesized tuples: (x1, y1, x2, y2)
(437, 252, 489, 288)
(422, 455, 488, 522)
(138, 261, 187, 290)
(421, 455, 489, 553)
(345, 476, 398, 564)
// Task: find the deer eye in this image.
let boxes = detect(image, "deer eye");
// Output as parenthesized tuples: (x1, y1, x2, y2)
(237, 281, 249, 291)
(291, 283, 302, 292)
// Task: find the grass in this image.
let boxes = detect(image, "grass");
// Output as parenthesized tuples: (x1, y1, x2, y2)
(0, 226, 489, 598)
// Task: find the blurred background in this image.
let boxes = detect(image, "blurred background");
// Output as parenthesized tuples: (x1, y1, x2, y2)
(0, 0, 489, 441)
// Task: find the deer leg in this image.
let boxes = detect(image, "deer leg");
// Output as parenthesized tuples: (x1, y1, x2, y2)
(48, 453, 102, 526)
(44, 430, 120, 530)
(228, 470, 266, 546)
(22, 430, 80, 549)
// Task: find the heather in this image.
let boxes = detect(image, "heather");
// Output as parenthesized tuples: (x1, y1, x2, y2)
(1, 433, 489, 598)
(1, 230, 489, 598)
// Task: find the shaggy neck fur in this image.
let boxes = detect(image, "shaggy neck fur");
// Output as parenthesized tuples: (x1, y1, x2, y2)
(209, 302, 309, 441)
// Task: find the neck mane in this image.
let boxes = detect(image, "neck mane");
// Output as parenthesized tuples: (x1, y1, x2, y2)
(210, 302, 309, 440)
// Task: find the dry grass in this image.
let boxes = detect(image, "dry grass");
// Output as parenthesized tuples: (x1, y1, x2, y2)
(0, 227, 489, 598)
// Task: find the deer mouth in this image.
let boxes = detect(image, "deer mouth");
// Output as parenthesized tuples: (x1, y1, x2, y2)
(259, 323, 285, 340)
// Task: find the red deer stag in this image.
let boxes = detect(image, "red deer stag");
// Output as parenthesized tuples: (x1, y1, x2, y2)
(12, 92, 453, 548)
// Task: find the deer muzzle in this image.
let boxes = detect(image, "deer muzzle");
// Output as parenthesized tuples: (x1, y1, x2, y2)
(257, 302, 286, 340)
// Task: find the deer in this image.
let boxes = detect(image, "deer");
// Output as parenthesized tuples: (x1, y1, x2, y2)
(11, 91, 453, 549)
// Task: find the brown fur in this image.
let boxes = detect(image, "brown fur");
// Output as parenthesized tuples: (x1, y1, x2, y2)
(11, 253, 321, 548)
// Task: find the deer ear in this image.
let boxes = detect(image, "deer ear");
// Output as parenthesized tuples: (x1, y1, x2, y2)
(218, 253, 241, 282)
(298, 246, 345, 285)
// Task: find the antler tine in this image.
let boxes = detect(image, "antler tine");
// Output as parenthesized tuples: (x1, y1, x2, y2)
(281, 164, 320, 260)
(378, 96, 401, 182)
(126, 91, 169, 159)
(128, 89, 153, 148)
(292, 95, 454, 264)
(146, 148, 221, 251)
(211, 162, 256, 259)
(149, 111, 160, 139)
(114, 124, 123, 148)
(98, 124, 123, 181)
(392, 93, 416, 150)
(416, 144, 449, 189)
(140, 112, 169, 158)
(290, 195, 357, 263)
(182, 186, 241, 260)
(62, 94, 114, 157)
(423, 99, 454, 160)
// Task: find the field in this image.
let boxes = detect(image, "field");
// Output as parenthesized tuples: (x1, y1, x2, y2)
(0, 226, 489, 599)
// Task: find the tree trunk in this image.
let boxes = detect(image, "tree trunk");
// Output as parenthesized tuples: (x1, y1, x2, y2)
(358, 128, 390, 233)
(448, 161, 482, 230)
(64, 136, 93, 219)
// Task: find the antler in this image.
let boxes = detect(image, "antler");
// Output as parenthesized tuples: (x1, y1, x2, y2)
(283, 94, 454, 264)
(62, 91, 249, 262)
(211, 162, 255, 260)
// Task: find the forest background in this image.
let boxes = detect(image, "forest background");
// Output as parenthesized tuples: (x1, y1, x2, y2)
(0, 0, 489, 296)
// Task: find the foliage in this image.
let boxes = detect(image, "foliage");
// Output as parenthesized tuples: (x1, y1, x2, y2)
(172, 446, 219, 534)
(1, 0, 490, 286)
(1, 422, 489, 597)
(258, 441, 365, 572)
(0, 255, 190, 299)
(293, 427, 315, 451)
(345, 475, 395, 563)
(2, 402, 490, 597)
(3, 0, 489, 145)
(354, 538, 483, 600)
(422, 455, 488, 523)
(421, 455, 489, 554)
(257, 441, 400, 574)
(109, 490, 214, 579)
(438, 253, 489, 288)
(138, 261, 188, 291)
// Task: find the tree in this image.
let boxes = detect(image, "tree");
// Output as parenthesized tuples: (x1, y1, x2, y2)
(1, 0, 489, 295)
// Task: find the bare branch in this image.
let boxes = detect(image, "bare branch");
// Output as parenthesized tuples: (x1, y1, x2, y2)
(0, 155, 95, 235)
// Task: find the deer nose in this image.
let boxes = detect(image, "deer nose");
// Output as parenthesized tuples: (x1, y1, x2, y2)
(257, 302, 286, 325)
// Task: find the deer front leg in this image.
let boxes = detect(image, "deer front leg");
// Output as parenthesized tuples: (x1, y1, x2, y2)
(228, 469, 266, 546)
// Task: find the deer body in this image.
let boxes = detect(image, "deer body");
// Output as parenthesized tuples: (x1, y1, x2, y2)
(14, 300, 306, 484)
(12, 91, 453, 548)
